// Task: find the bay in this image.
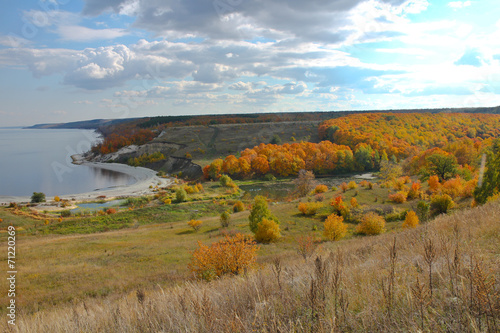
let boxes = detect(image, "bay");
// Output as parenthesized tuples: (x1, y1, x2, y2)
(0, 128, 135, 196)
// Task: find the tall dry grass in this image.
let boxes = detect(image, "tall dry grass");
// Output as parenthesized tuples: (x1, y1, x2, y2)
(5, 202, 499, 332)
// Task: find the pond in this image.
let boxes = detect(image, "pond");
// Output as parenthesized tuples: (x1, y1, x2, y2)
(71, 199, 126, 213)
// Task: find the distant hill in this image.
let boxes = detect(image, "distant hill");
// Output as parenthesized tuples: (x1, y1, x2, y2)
(27, 105, 500, 130)
(26, 118, 142, 130)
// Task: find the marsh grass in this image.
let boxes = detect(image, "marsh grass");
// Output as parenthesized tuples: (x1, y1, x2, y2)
(3, 201, 498, 332)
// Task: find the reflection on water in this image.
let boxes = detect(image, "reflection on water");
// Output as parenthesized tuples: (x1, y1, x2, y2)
(0, 128, 136, 196)
(88, 166, 135, 190)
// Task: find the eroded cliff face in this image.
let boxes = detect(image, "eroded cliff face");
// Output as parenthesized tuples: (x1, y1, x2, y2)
(84, 141, 203, 179)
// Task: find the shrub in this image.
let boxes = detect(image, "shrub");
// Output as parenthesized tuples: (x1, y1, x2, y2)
(314, 193, 324, 202)
(189, 234, 259, 281)
(54, 196, 61, 202)
(347, 181, 357, 189)
(0, 218, 3, 223)
(407, 182, 421, 200)
(323, 214, 348, 241)
(195, 183, 204, 192)
(360, 180, 369, 187)
(184, 185, 195, 194)
(163, 198, 171, 204)
(60, 210, 72, 218)
(385, 208, 407, 222)
(254, 218, 281, 243)
(106, 208, 116, 215)
(356, 212, 386, 235)
(249, 195, 274, 233)
(402, 210, 419, 228)
(233, 200, 245, 212)
(220, 174, 234, 187)
(350, 197, 359, 208)
(416, 200, 430, 222)
(428, 175, 441, 193)
(188, 219, 203, 232)
(314, 184, 328, 193)
(431, 194, 455, 215)
(340, 182, 348, 192)
(441, 176, 463, 198)
(296, 234, 320, 260)
(298, 202, 323, 216)
(368, 182, 374, 189)
(264, 173, 276, 181)
(220, 211, 231, 228)
(388, 191, 407, 203)
(31, 192, 46, 203)
(330, 196, 350, 218)
(176, 188, 188, 202)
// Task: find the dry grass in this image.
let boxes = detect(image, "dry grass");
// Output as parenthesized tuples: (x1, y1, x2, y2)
(5, 201, 499, 332)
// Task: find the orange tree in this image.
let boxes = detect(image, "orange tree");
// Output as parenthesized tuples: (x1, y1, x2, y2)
(189, 234, 259, 281)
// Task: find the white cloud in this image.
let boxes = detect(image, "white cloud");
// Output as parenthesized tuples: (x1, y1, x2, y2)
(58, 26, 128, 42)
(448, 1, 472, 9)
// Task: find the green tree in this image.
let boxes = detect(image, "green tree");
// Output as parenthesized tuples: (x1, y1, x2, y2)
(248, 195, 275, 233)
(270, 134, 282, 145)
(354, 145, 374, 171)
(425, 154, 458, 181)
(474, 141, 500, 204)
(220, 210, 231, 228)
(176, 188, 188, 202)
(31, 192, 46, 203)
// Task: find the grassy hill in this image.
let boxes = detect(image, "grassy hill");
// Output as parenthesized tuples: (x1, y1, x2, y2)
(2, 200, 498, 332)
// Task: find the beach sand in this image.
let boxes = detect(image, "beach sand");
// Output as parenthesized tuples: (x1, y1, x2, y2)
(0, 162, 173, 205)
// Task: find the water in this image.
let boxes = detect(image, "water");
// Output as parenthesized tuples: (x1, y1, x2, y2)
(0, 128, 135, 196)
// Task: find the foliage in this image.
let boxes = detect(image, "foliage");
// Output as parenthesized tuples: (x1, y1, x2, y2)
(340, 182, 348, 192)
(220, 210, 231, 228)
(295, 234, 320, 260)
(402, 210, 419, 228)
(298, 202, 324, 216)
(379, 161, 403, 181)
(424, 153, 459, 181)
(176, 188, 188, 203)
(314, 184, 328, 193)
(54, 196, 60, 202)
(248, 196, 275, 233)
(407, 181, 421, 200)
(330, 196, 350, 219)
(128, 152, 166, 167)
(92, 126, 156, 155)
(31, 192, 46, 203)
(388, 191, 408, 203)
(254, 218, 281, 243)
(347, 181, 357, 189)
(350, 197, 359, 208)
(188, 219, 203, 232)
(474, 141, 500, 204)
(189, 234, 259, 281)
(60, 210, 71, 218)
(233, 200, 245, 212)
(356, 212, 386, 235)
(416, 201, 430, 222)
(323, 214, 348, 241)
(293, 170, 316, 197)
(106, 208, 117, 215)
(430, 194, 455, 215)
(428, 175, 441, 193)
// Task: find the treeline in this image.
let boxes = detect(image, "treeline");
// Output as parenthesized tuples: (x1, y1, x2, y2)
(91, 125, 156, 155)
(205, 112, 500, 180)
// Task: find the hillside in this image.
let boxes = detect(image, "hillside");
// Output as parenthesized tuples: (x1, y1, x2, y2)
(5, 201, 499, 332)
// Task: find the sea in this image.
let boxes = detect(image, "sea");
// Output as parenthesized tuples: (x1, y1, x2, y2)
(0, 128, 135, 196)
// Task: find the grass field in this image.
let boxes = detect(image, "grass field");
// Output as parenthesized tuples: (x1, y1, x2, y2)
(0, 174, 478, 319)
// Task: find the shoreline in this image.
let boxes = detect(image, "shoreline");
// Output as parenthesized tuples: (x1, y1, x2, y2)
(0, 162, 173, 205)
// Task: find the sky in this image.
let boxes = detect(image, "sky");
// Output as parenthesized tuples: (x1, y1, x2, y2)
(1, 0, 500, 126)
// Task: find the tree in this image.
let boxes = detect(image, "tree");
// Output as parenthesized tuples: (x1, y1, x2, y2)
(31, 192, 46, 203)
(254, 218, 281, 243)
(176, 188, 188, 202)
(380, 161, 402, 181)
(188, 219, 203, 232)
(356, 212, 385, 235)
(293, 169, 316, 197)
(220, 211, 231, 228)
(270, 134, 282, 144)
(474, 141, 500, 204)
(323, 214, 347, 241)
(248, 195, 274, 233)
(402, 210, 419, 228)
(425, 154, 458, 181)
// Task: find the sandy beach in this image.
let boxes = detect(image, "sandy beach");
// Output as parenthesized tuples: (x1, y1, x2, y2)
(0, 162, 173, 205)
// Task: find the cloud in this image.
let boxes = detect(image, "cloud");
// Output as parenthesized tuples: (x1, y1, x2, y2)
(81, 0, 408, 43)
(447, 1, 472, 9)
(22, 9, 130, 42)
(455, 49, 482, 67)
(403, 85, 472, 96)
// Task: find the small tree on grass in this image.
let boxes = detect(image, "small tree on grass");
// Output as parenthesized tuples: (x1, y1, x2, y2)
(220, 211, 231, 228)
(430, 194, 455, 215)
(356, 212, 386, 235)
(402, 210, 419, 229)
(416, 200, 430, 222)
(254, 218, 281, 243)
(298, 202, 323, 216)
(31, 192, 46, 203)
(293, 169, 316, 197)
(188, 219, 203, 232)
(233, 200, 245, 212)
(189, 234, 259, 281)
(314, 184, 328, 193)
(323, 214, 348, 241)
(296, 234, 320, 261)
(248, 195, 274, 233)
(176, 188, 188, 202)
